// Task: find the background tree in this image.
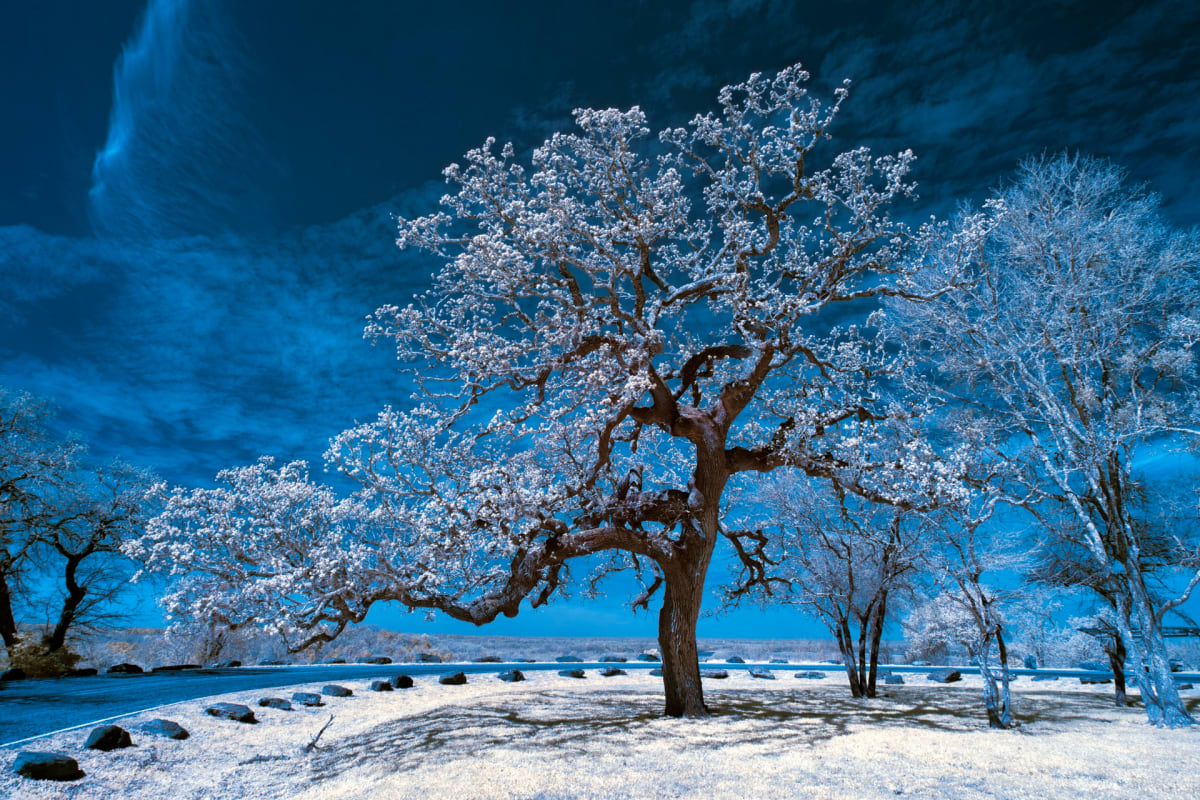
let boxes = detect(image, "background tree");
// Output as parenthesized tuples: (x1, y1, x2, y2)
(746, 472, 926, 698)
(135, 64, 972, 718)
(0, 388, 80, 656)
(889, 153, 1200, 727)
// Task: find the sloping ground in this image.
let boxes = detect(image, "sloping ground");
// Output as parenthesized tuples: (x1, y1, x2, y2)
(2, 672, 1197, 799)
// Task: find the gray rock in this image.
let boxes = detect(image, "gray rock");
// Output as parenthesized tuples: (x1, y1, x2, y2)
(472, 655, 503, 663)
(322, 684, 352, 697)
(392, 674, 414, 689)
(726, 655, 746, 664)
(322, 658, 346, 664)
(600, 667, 627, 677)
(599, 655, 627, 662)
(361, 656, 392, 665)
(558, 669, 586, 678)
(1080, 677, 1112, 685)
(370, 680, 394, 692)
(649, 668, 663, 676)
(258, 697, 292, 710)
(749, 668, 776, 680)
(1, 667, 26, 681)
(107, 663, 143, 674)
(292, 692, 324, 706)
(215, 659, 242, 668)
(701, 670, 729, 679)
(206, 702, 257, 723)
(885, 673, 905, 685)
(637, 653, 661, 662)
(85, 724, 132, 751)
(1177, 682, 1194, 690)
(795, 671, 826, 680)
(66, 668, 98, 677)
(142, 718, 189, 739)
(555, 655, 583, 663)
(260, 660, 287, 666)
(1032, 675, 1059, 682)
(515, 658, 537, 663)
(13, 751, 84, 781)
(927, 669, 962, 683)
(416, 652, 442, 663)
(152, 664, 201, 672)
(439, 671, 467, 685)
(498, 669, 525, 682)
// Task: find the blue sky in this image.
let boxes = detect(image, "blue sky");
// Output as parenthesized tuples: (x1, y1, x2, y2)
(3, 0, 1199, 638)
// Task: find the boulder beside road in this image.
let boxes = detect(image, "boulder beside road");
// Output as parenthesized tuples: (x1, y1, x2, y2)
(927, 669, 962, 684)
(13, 751, 84, 781)
(206, 702, 258, 723)
(85, 724, 133, 751)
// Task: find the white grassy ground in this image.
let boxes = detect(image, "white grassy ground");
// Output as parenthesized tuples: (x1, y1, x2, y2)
(2, 669, 1198, 799)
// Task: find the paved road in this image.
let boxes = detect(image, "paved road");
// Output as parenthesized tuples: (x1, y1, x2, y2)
(2, 662, 1195, 747)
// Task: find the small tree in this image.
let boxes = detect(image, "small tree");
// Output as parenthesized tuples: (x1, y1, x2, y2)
(136, 64, 972, 718)
(748, 472, 926, 698)
(890, 154, 1200, 727)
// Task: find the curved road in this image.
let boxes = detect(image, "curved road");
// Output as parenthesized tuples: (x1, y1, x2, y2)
(2, 662, 1195, 747)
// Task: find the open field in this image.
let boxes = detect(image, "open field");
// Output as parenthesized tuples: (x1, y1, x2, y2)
(2, 669, 1198, 799)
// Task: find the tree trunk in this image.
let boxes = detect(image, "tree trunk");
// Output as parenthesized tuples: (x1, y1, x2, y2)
(0, 572, 19, 653)
(1106, 633, 1129, 707)
(657, 563, 708, 719)
(835, 619, 863, 698)
(866, 590, 888, 698)
(1115, 581, 1193, 727)
(46, 555, 86, 652)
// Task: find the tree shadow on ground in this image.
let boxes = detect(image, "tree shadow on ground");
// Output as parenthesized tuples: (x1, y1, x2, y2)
(305, 683, 1144, 784)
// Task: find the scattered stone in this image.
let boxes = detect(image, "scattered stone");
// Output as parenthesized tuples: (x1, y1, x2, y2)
(515, 658, 537, 663)
(600, 667, 627, 677)
(85, 724, 133, 751)
(1080, 677, 1112, 685)
(701, 670, 729, 679)
(726, 655, 746, 664)
(649, 668, 663, 676)
(322, 658, 346, 664)
(260, 660, 287, 666)
(885, 673, 905, 685)
(439, 671, 467, 685)
(258, 697, 292, 710)
(558, 669, 586, 678)
(142, 718, 189, 739)
(292, 692, 324, 706)
(13, 751, 84, 781)
(599, 655, 627, 662)
(555, 655, 583, 663)
(1177, 682, 1194, 690)
(795, 671, 826, 680)
(637, 653, 661, 662)
(472, 655, 503, 663)
(322, 684, 352, 697)
(369, 680, 394, 692)
(107, 663, 143, 674)
(361, 656, 392, 665)
(392, 674, 415, 689)
(1, 668, 26, 681)
(1032, 675, 1059, 682)
(498, 669, 525, 682)
(66, 667, 98, 677)
(152, 664, 201, 672)
(1023, 655, 1038, 670)
(749, 668, 776, 680)
(416, 652, 442, 663)
(213, 660, 242, 668)
(927, 669, 962, 683)
(206, 702, 257, 723)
